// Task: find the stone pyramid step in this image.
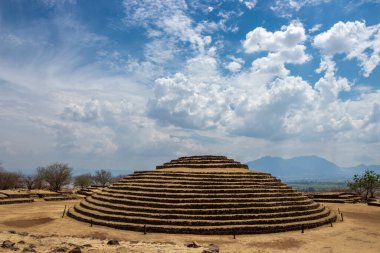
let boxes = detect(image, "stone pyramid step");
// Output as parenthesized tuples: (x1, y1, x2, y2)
(68, 207, 336, 234)
(68, 155, 337, 234)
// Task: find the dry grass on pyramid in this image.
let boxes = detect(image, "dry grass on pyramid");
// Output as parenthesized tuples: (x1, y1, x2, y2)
(68, 155, 337, 234)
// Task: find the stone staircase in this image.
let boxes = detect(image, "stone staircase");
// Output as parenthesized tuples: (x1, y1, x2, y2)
(68, 156, 336, 234)
(307, 192, 362, 203)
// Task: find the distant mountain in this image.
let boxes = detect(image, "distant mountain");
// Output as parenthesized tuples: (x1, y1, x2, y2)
(247, 156, 380, 181)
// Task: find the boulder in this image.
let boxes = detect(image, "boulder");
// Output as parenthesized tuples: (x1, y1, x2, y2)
(186, 241, 201, 248)
(68, 246, 82, 253)
(107, 239, 120, 245)
(22, 247, 37, 252)
(2, 240, 15, 248)
(203, 244, 219, 253)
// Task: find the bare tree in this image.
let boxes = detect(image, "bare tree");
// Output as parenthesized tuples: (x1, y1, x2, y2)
(37, 163, 73, 192)
(0, 169, 22, 190)
(74, 174, 94, 189)
(23, 175, 37, 190)
(94, 169, 112, 187)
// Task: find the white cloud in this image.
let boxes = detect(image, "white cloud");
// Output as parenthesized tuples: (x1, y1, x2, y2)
(243, 22, 307, 53)
(313, 21, 380, 77)
(243, 22, 310, 78)
(271, 0, 331, 17)
(309, 24, 322, 33)
(239, 0, 258, 9)
(226, 61, 243, 72)
(147, 20, 380, 152)
(148, 71, 228, 130)
(315, 56, 350, 103)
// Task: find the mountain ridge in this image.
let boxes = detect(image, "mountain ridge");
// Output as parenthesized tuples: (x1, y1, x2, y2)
(246, 155, 380, 181)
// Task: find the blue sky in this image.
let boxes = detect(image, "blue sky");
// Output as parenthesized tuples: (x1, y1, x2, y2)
(1, 0, 380, 173)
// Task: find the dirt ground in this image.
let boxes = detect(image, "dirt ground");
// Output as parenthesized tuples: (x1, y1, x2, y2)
(0, 200, 379, 252)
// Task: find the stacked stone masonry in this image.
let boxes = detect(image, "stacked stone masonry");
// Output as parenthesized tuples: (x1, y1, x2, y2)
(68, 155, 336, 234)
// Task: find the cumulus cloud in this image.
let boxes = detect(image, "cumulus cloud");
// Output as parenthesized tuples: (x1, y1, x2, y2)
(315, 56, 350, 103)
(313, 21, 380, 77)
(243, 22, 307, 53)
(243, 22, 310, 78)
(148, 72, 228, 130)
(226, 57, 244, 72)
(147, 20, 380, 147)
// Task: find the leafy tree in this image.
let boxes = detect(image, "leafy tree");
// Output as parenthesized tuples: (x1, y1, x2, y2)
(362, 170, 380, 199)
(348, 170, 380, 200)
(94, 169, 112, 187)
(37, 163, 73, 192)
(347, 174, 366, 196)
(74, 174, 94, 189)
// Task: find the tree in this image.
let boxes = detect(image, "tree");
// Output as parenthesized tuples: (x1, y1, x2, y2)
(347, 174, 366, 196)
(23, 175, 37, 190)
(362, 170, 380, 199)
(37, 163, 73, 192)
(74, 174, 93, 189)
(0, 169, 22, 190)
(94, 169, 112, 187)
(347, 170, 380, 200)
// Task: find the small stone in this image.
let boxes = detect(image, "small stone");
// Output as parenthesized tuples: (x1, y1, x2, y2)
(22, 247, 37, 252)
(52, 246, 69, 252)
(107, 239, 120, 246)
(19, 232, 29, 236)
(8, 230, 16, 234)
(69, 247, 82, 253)
(2, 240, 15, 248)
(186, 241, 200, 248)
(82, 244, 92, 247)
(202, 244, 219, 253)
(18, 240, 26, 244)
(29, 244, 37, 248)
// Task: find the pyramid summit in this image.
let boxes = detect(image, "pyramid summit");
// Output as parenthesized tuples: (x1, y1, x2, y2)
(68, 155, 336, 234)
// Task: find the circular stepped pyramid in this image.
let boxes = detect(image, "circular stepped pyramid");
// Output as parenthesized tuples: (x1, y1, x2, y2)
(68, 155, 336, 234)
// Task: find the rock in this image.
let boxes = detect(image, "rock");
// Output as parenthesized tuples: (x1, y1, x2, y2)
(52, 246, 69, 252)
(2, 240, 15, 248)
(18, 240, 26, 244)
(8, 230, 16, 234)
(19, 232, 29, 236)
(107, 239, 120, 246)
(29, 244, 37, 248)
(82, 244, 92, 247)
(69, 247, 82, 253)
(186, 241, 201, 248)
(202, 244, 219, 253)
(22, 247, 37, 252)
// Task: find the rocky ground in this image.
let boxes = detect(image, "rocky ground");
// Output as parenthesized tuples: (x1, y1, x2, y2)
(0, 230, 215, 252)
